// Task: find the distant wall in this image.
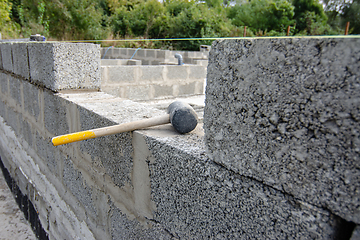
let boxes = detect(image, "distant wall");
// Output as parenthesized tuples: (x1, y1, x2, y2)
(205, 37, 360, 235)
(101, 65, 206, 100)
(101, 47, 208, 66)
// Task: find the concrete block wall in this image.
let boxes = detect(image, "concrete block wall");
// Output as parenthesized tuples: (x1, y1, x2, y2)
(0, 39, 358, 239)
(0, 42, 101, 91)
(205, 37, 360, 237)
(101, 65, 206, 101)
(101, 47, 208, 66)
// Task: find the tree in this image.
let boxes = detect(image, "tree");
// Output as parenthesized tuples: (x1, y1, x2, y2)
(0, 0, 11, 29)
(228, 0, 295, 33)
(292, 0, 327, 32)
(342, 0, 360, 34)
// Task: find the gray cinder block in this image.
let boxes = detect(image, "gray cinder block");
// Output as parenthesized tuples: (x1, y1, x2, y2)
(28, 42, 101, 91)
(1, 43, 13, 72)
(204, 38, 360, 224)
(12, 43, 30, 79)
(146, 135, 347, 239)
(43, 91, 69, 136)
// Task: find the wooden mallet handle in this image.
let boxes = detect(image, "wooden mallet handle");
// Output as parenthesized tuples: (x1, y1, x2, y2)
(52, 115, 170, 146)
(52, 101, 198, 146)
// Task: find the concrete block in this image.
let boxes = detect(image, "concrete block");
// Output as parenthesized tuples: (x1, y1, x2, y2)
(136, 49, 145, 57)
(0, 72, 8, 94)
(204, 38, 360, 224)
(63, 157, 97, 219)
(146, 49, 155, 58)
(12, 43, 30, 79)
(1, 43, 13, 72)
(156, 50, 165, 59)
(189, 65, 206, 79)
(28, 42, 101, 91)
(106, 66, 136, 83)
(178, 82, 196, 96)
(35, 131, 58, 175)
(77, 106, 133, 188)
(44, 91, 69, 136)
(127, 85, 151, 101)
(22, 81, 40, 120)
(153, 84, 173, 99)
(166, 65, 188, 80)
(120, 48, 128, 56)
(0, 97, 6, 118)
(145, 135, 346, 239)
(112, 48, 121, 57)
(140, 66, 164, 82)
(128, 49, 136, 58)
(7, 107, 20, 135)
(21, 118, 33, 147)
(109, 201, 173, 239)
(127, 60, 141, 65)
(9, 76, 21, 105)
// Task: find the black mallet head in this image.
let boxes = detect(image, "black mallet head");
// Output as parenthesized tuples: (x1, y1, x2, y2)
(167, 101, 198, 134)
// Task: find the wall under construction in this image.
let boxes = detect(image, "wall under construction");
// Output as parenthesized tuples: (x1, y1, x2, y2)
(0, 39, 358, 239)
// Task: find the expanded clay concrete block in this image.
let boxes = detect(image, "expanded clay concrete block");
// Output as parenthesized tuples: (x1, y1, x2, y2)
(189, 65, 206, 79)
(63, 157, 97, 219)
(28, 42, 101, 91)
(145, 134, 348, 239)
(12, 43, 30, 79)
(204, 38, 360, 224)
(140, 66, 165, 82)
(146, 49, 155, 58)
(0, 72, 8, 94)
(106, 66, 136, 83)
(44, 91, 69, 136)
(166, 65, 188, 80)
(127, 85, 151, 100)
(178, 82, 196, 96)
(22, 81, 40, 120)
(77, 106, 134, 188)
(9, 76, 21, 105)
(1, 43, 13, 72)
(153, 84, 173, 99)
(109, 201, 173, 239)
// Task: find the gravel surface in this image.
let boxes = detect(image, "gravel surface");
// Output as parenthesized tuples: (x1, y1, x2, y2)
(0, 169, 37, 240)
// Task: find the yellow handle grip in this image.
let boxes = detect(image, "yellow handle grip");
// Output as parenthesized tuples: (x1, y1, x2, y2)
(51, 114, 170, 146)
(52, 131, 96, 146)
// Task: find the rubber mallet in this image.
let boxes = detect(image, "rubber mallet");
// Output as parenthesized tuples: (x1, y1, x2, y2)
(51, 101, 198, 146)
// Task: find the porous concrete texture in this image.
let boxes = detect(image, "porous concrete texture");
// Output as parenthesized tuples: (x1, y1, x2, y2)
(0, 40, 358, 239)
(28, 42, 101, 91)
(204, 37, 360, 225)
(101, 65, 206, 100)
(0, 42, 101, 91)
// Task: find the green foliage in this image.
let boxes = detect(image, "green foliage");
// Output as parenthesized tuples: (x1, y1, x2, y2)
(342, 0, 360, 34)
(1, 0, 350, 49)
(228, 0, 295, 33)
(0, 0, 11, 25)
(292, 0, 327, 32)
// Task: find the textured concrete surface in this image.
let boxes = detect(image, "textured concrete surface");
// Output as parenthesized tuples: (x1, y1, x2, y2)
(204, 37, 360, 224)
(0, 40, 358, 239)
(27, 42, 101, 91)
(0, 165, 36, 240)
